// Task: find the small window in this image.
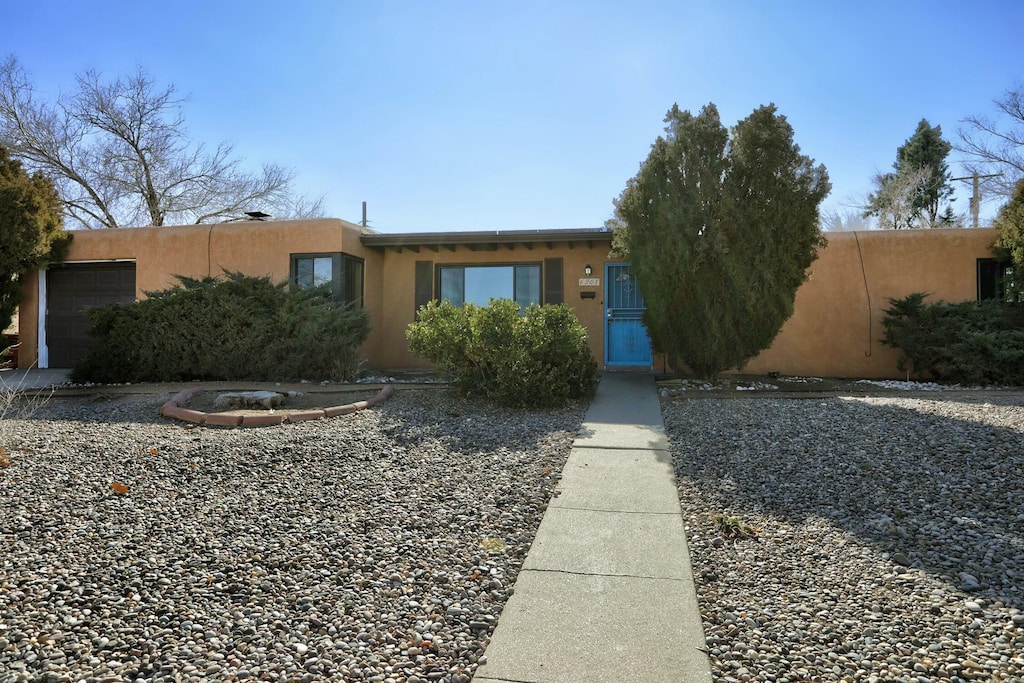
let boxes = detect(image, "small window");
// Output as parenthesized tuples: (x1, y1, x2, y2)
(438, 264, 541, 308)
(291, 253, 364, 307)
(295, 256, 334, 288)
(977, 258, 1015, 302)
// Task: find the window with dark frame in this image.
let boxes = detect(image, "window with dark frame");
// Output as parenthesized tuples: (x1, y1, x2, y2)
(437, 263, 541, 308)
(290, 252, 364, 308)
(977, 258, 1015, 302)
(414, 258, 562, 317)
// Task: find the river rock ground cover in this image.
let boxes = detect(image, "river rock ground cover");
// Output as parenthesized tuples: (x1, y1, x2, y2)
(0, 388, 586, 683)
(663, 394, 1024, 683)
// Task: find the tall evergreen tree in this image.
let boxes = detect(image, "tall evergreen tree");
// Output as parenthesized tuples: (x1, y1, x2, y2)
(866, 119, 955, 228)
(897, 119, 955, 226)
(615, 103, 830, 378)
(0, 144, 70, 332)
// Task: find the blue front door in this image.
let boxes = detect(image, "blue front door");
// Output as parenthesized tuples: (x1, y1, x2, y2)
(604, 263, 652, 366)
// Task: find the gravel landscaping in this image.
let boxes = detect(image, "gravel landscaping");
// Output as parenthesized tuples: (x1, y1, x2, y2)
(0, 388, 586, 683)
(6, 381, 1024, 683)
(663, 394, 1024, 682)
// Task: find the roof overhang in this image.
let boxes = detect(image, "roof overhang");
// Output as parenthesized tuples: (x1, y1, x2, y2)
(360, 228, 612, 253)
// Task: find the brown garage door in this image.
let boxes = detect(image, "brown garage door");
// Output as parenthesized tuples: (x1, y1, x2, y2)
(46, 262, 137, 368)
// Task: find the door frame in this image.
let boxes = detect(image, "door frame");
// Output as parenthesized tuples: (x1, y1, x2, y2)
(603, 262, 653, 367)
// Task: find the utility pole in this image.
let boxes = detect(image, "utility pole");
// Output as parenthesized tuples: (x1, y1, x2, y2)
(952, 171, 1004, 227)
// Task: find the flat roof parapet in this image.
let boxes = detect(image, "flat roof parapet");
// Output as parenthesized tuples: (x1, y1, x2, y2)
(360, 227, 612, 252)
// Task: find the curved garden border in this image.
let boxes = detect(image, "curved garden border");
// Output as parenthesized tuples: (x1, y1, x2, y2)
(160, 384, 395, 427)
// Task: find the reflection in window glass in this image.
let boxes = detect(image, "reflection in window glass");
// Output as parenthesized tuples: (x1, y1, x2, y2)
(464, 266, 513, 306)
(345, 257, 364, 307)
(312, 257, 333, 286)
(438, 264, 541, 308)
(515, 265, 540, 306)
(295, 256, 333, 288)
(291, 253, 364, 308)
(440, 268, 465, 306)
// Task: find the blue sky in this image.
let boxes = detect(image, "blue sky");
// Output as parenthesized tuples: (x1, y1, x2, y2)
(5, 1, 1023, 231)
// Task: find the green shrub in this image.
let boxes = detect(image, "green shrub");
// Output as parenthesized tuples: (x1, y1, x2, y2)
(71, 272, 370, 383)
(407, 299, 597, 408)
(881, 292, 1024, 385)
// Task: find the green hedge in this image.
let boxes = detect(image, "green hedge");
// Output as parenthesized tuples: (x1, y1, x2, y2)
(881, 292, 1024, 385)
(71, 272, 369, 383)
(407, 298, 597, 408)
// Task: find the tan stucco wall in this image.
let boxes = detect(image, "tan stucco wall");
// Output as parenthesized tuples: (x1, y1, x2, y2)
(742, 227, 996, 378)
(18, 218, 376, 368)
(371, 242, 617, 369)
(18, 221, 998, 379)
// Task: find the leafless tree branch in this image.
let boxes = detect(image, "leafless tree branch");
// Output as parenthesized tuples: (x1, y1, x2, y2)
(956, 83, 1024, 201)
(0, 55, 323, 228)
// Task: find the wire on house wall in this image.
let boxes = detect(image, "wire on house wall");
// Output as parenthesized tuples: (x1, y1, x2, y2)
(207, 224, 215, 278)
(853, 231, 872, 357)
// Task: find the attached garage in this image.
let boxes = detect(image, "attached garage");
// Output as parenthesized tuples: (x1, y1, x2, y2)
(44, 262, 136, 368)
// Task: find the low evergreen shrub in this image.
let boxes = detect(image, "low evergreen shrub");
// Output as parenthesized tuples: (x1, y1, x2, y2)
(71, 272, 369, 383)
(881, 292, 1024, 385)
(407, 298, 597, 408)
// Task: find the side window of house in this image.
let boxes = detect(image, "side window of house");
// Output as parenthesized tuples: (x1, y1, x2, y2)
(437, 264, 541, 308)
(291, 253, 364, 308)
(977, 258, 1014, 302)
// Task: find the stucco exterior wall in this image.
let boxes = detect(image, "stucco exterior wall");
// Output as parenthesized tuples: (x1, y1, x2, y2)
(18, 218, 374, 368)
(742, 227, 996, 378)
(370, 242, 616, 368)
(18, 221, 998, 379)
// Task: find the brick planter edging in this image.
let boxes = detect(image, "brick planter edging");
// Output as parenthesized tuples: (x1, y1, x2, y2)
(159, 384, 395, 427)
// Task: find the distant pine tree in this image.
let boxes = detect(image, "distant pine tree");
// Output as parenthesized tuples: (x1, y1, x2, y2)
(866, 119, 955, 228)
(614, 103, 830, 378)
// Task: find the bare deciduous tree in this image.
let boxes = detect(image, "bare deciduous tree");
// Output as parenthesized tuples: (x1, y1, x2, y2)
(957, 83, 1024, 203)
(820, 208, 875, 232)
(0, 55, 323, 228)
(864, 167, 934, 229)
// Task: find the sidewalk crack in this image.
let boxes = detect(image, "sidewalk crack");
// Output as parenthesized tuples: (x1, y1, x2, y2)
(548, 504, 681, 515)
(524, 567, 684, 582)
(570, 444, 669, 452)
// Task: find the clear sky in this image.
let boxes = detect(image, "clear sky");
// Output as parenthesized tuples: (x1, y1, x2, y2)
(4, 1, 1023, 232)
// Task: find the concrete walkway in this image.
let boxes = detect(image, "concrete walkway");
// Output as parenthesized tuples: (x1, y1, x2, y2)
(474, 373, 712, 683)
(0, 367, 70, 391)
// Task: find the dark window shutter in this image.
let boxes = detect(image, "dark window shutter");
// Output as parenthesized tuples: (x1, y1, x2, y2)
(544, 257, 563, 305)
(415, 260, 434, 315)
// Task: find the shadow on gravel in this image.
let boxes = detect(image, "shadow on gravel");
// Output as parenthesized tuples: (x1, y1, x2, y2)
(665, 394, 1024, 611)
(379, 389, 591, 456)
